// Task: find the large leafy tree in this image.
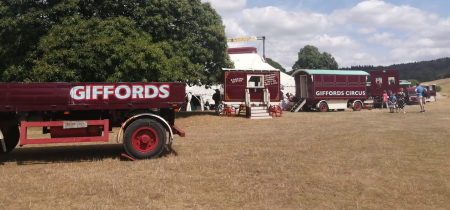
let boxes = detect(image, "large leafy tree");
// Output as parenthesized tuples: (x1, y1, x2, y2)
(0, 0, 233, 85)
(291, 45, 338, 71)
(266, 58, 286, 73)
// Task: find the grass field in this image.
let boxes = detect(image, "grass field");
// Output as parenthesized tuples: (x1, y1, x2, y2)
(428, 78, 450, 96)
(1, 91, 450, 209)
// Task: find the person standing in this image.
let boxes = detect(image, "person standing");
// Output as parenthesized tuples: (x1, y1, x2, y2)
(415, 83, 425, 113)
(204, 99, 210, 110)
(382, 90, 388, 109)
(281, 100, 287, 111)
(397, 88, 406, 113)
(212, 89, 221, 112)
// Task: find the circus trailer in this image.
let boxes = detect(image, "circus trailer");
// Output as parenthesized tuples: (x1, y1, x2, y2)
(423, 84, 437, 102)
(290, 70, 369, 112)
(221, 69, 281, 119)
(367, 69, 400, 107)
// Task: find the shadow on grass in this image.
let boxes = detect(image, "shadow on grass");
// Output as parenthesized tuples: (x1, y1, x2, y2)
(175, 111, 218, 119)
(175, 111, 247, 119)
(0, 144, 178, 165)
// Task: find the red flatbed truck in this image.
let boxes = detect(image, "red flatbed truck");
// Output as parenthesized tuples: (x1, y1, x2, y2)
(0, 82, 186, 159)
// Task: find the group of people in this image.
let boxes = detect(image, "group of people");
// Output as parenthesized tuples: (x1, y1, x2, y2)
(381, 83, 427, 113)
(381, 89, 406, 113)
(280, 92, 294, 111)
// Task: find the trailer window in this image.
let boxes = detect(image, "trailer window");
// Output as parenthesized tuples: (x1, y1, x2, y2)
(247, 75, 264, 88)
(388, 77, 395, 85)
(375, 77, 382, 89)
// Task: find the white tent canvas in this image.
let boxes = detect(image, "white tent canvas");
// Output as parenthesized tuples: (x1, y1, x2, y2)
(229, 53, 296, 99)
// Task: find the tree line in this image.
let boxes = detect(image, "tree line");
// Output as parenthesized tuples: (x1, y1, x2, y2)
(266, 45, 450, 84)
(0, 0, 233, 86)
(339, 57, 450, 82)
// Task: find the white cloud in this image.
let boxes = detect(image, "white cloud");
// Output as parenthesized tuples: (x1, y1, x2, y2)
(238, 6, 331, 39)
(209, 0, 450, 68)
(201, 0, 246, 13)
(223, 18, 247, 38)
(331, 0, 440, 31)
(357, 27, 377, 34)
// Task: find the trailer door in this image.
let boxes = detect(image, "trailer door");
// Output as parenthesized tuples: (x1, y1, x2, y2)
(247, 74, 265, 102)
(300, 75, 308, 98)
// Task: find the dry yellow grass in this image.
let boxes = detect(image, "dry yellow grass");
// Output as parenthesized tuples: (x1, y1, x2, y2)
(1, 98, 450, 209)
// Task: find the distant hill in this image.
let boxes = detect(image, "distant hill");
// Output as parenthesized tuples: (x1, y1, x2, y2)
(339, 57, 450, 82)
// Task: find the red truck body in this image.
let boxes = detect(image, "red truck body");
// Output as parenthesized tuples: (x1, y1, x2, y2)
(0, 82, 185, 112)
(0, 82, 186, 159)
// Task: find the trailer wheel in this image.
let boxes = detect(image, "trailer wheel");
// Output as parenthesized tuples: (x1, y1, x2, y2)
(0, 126, 20, 154)
(353, 101, 362, 111)
(123, 118, 166, 159)
(318, 102, 328, 112)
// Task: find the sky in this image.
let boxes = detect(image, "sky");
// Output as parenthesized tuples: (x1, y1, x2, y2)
(201, 0, 450, 70)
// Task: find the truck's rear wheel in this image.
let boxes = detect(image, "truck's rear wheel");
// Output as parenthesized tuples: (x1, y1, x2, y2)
(123, 119, 166, 159)
(353, 101, 362, 111)
(0, 126, 20, 154)
(318, 102, 328, 112)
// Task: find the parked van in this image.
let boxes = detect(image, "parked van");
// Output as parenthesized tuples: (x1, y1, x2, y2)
(406, 87, 418, 105)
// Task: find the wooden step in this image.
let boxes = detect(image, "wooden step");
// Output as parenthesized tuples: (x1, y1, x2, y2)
(251, 112, 270, 117)
(250, 116, 272, 120)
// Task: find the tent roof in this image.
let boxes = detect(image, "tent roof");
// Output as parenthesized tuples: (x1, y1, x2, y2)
(222, 68, 279, 72)
(227, 54, 278, 71)
(292, 69, 369, 76)
(227, 47, 257, 54)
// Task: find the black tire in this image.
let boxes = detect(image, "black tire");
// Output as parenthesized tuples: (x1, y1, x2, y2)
(318, 102, 328, 112)
(353, 101, 362, 111)
(123, 118, 166, 159)
(0, 126, 20, 154)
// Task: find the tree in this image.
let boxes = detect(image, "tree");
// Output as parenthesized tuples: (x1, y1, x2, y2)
(266, 58, 286, 73)
(320, 52, 339, 70)
(408, 79, 420, 86)
(291, 45, 338, 71)
(0, 0, 233, 85)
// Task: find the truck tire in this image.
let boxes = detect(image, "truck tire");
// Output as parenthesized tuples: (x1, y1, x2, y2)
(318, 102, 328, 112)
(353, 101, 362, 111)
(123, 118, 166, 159)
(0, 126, 20, 154)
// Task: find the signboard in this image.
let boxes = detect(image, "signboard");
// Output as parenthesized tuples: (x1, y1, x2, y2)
(264, 74, 278, 86)
(227, 36, 257, 43)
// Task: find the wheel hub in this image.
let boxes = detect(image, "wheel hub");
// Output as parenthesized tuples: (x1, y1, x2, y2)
(132, 127, 158, 153)
(141, 135, 150, 143)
